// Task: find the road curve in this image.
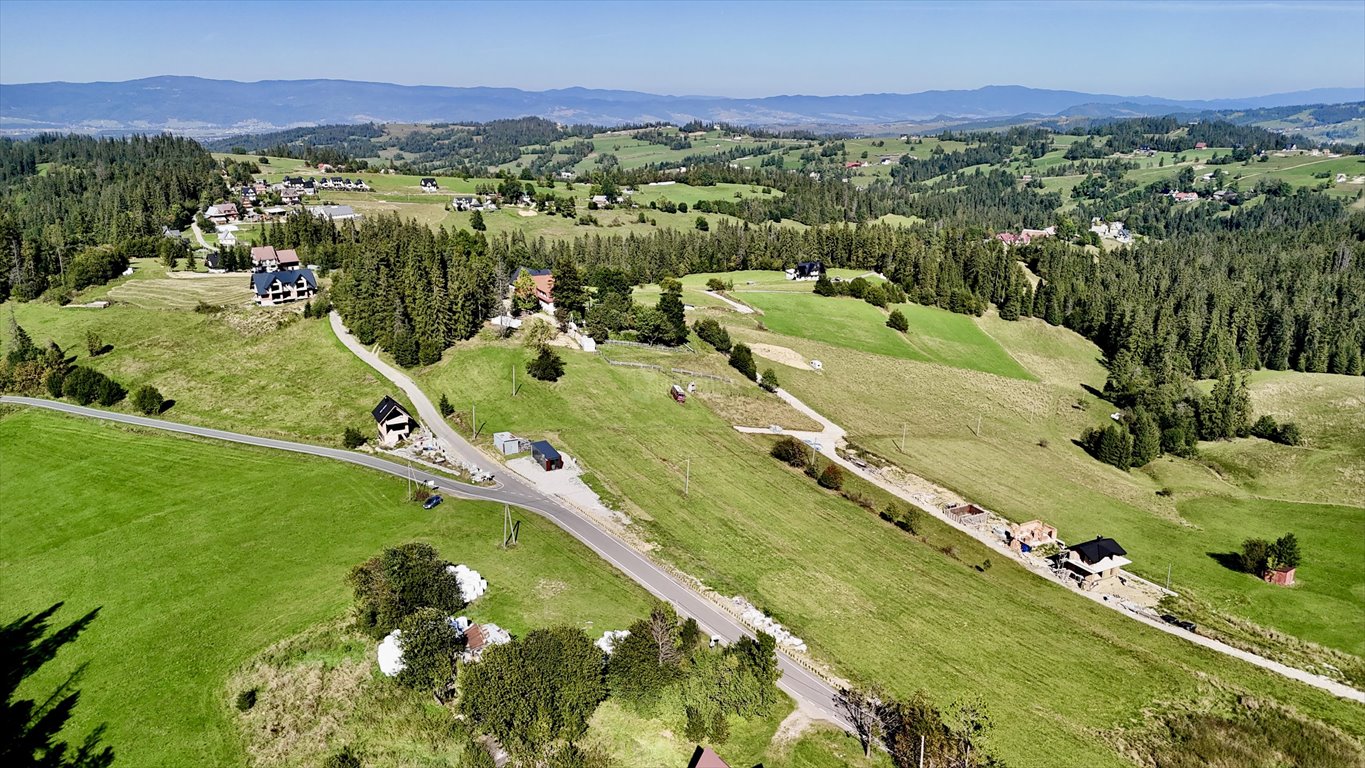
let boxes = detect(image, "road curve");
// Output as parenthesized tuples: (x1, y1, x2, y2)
(0, 395, 852, 729)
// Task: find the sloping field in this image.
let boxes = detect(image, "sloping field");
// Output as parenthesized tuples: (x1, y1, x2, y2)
(0, 408, 654, 767)
(416, 341, 1365, 768)
(106, 274, 253, 309)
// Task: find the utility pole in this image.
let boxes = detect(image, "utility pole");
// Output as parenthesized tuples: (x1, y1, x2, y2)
(471, 403, 476, 438)
(511, 364, 516, 396)
(1166, 563, 1172, 591)
(900, 423, 907, 452)
(684, 457, 691, 498)
(975, 414, 982, 437)
(918, 734, 925, 768)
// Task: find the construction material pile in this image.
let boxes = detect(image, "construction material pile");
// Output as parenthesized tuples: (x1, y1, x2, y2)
(732, 597, 807, 653)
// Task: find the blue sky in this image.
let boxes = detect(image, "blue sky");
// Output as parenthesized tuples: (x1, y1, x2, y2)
(1, 0, 1362, 98)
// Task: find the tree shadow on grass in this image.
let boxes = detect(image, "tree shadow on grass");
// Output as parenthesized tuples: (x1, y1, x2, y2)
(1207, 551, 1248, 573)
(158, 399, 176, 414)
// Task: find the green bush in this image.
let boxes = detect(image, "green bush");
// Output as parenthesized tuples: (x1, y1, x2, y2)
(343, 426, 367, 449)
(770, 436, 808, 467)
(527, 346, 565, 382)
(728, 343, 756, 381)
(759, 367, 779, 392)
(817, 464, 845, 490)
(131, 384, 164, 415)
(886, 309, 909, 332)
(692, 318, 732, 352)
(234, 688, 257, 712)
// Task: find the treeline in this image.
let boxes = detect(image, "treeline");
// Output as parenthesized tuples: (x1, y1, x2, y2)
(1076, 117, 1316, 154)
(0, 133, 219, 301)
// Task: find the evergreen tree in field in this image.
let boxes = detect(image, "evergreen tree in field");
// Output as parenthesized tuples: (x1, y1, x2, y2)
(1269, 533, 1301, 570)
(728, 343, 757, 381)
(1, 603, 114, 768)
(527, 346, 565, 382)
(886, 309, 909, 332)
(469, 209, 486, 231)
(551, 256, 587, 318)
(813, 273, 836, 296)
(438, 393, 454, 417)
(1129, 408, 1161, 467)
(655, 277, 688, 346)
(131, 384, 163, 415)
(759, 367, 779, 392)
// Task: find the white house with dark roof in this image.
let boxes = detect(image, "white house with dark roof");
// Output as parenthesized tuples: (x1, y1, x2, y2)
(250, 268, 316, 306)
(372, 395, 416, 446)
(1058, 536, 1130, 588)
(250, 246, 300, 272)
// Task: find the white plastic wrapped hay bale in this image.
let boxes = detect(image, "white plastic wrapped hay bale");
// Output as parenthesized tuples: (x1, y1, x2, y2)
(377, 629, 405, 676)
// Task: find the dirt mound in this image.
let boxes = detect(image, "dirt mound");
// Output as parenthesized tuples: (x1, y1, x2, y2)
(750, 343, 809, 369)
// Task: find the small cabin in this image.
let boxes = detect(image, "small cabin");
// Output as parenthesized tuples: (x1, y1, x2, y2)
(530, 440, 563, 471)
(669, 384, 686, 404)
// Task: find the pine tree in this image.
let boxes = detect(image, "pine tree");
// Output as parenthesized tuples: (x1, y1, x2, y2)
(1130, 408, 1161, 467)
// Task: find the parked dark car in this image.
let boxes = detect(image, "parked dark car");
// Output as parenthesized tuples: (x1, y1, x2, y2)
(423, 495, 443, 510)
(1161, 614, 1196, 633)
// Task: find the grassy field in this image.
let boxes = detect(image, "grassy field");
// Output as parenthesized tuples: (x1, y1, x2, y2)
(0, 407, 655, 766)
(718, 282, 1034, 379)
(413, 338, 1365, 767)
(2, 263, 397, 444)
(730, 309, 1365, 658)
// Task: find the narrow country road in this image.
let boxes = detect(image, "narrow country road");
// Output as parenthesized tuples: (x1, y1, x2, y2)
(745, 389, 1365, 705)
(0, 394, 853, 730)
(190, 221, 212, 249)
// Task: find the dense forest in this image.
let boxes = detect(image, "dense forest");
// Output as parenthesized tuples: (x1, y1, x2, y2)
(0, 134, 218, 301)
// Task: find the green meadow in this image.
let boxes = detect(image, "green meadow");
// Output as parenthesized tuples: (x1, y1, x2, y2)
(412, 338, 1365, 768)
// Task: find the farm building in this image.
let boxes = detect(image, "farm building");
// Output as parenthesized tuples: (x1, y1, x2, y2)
(372, 396, 416, 446)
(250, 268, 316, 306)
(463, 622, 511, 661)
(1264, 567, 1296, 586)
(530, 440, 563, 471)
(1058, 536, 1130, 587)
(421, 177, 439, 189)
(944, 503, 990, 525)
(1007, 519, 1058, 553)
(307, 204, 361, 221)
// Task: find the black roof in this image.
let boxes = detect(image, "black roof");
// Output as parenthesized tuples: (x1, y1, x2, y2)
(204, 252, 220, 269)
(372, 395, 409, 423)
(250, 268, 316, 296)
(529, 440, 560, 461)
(1069, 536, 1126, 564)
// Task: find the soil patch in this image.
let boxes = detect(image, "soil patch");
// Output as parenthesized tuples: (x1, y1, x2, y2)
(750, 343, 809, 369)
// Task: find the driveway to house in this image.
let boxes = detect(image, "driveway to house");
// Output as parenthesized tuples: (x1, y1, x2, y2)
(741, 388, 1365, 705)
(702, 290, 755, 314)
(190, 221, 212, 249)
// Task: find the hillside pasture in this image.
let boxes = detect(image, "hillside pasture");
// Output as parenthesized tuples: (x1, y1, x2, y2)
(0, 408, 654, 767)
(413, 339, 1365, 768)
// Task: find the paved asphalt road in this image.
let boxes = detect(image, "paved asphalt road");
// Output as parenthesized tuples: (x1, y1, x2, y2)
(1, 395, 852, 729)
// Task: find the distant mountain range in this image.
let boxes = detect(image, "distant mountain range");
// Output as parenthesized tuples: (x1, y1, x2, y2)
(1, 76, 1361, 137)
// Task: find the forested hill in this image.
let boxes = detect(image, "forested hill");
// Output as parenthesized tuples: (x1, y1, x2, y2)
(0, 134, 220, 301)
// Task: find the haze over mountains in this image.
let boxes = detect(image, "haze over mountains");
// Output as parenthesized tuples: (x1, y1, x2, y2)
(1, 75, 1361, 137)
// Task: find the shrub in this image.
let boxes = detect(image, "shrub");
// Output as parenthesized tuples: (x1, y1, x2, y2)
(527, 347, 565, 382)
(770, 436, 808, 467)
(131, 384, 163, 415)
(323, 746, 362, 768)
(349, 542, 465, 637)
(85, 330, 104, 357)
(886, 309, 909, 332)
(234, 688, 257, 712)
(1240, 538, 1271, 573)
(817, 464, 844, 490)
(95, 376, 126, 407)
(343, 426, 367, 449)
(692, 318, 731, 352)
(1270, 532, 1301, 569)
(705, 278, 729, 292)
(728, 343, 757, 381)
(759, 367, 779, 392)
(438, 392, 454, 417)
(43, 369, 66, 398)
